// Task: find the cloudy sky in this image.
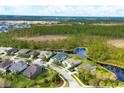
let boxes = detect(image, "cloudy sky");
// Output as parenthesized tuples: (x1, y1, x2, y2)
(0, 5, 124, 16)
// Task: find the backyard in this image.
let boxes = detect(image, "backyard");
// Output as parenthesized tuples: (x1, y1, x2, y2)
(0, 68, 63, 88)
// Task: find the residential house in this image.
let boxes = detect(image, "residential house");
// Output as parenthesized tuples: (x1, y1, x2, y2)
(17, 49, 30, 55)
(23, 65, 43, 79)
(9, 61, 28, 74)
(38, 51, 52, 59)
(14, 59, 25, 63)
(0, 60, 13, 72)
(32, 59, 44, 66)
(6, 48, 18, 55)
(51, 53, 68, 62)
(62, 58, 81, 68)
(76, 64, 96, 73)
(28, 51, 40, 58)
(0, 47, 12, 55)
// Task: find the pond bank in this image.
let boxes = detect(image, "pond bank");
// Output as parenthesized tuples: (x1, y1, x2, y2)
(100, 64, 124, 82)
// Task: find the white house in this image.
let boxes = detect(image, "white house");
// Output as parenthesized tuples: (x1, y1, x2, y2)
(14, 59, 25, 63)
(0, 47, 12, 55)
(38, 51, 52, 59)
(62, 58, 82, 68)
(32, 59, 44, 66)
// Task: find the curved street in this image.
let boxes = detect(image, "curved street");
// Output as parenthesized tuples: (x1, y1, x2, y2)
(49, 65, 81, 88)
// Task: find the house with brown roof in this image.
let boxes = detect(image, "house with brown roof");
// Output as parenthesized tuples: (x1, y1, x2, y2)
(0, 60, 13, 72)
(23, 65, 43, 79)
(9, 61, 28, 74)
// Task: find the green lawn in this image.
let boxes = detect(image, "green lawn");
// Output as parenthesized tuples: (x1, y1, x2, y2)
(0, 68, 63, 88)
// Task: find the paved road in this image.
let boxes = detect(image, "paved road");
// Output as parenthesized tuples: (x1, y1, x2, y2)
(50, 65, 81, 88)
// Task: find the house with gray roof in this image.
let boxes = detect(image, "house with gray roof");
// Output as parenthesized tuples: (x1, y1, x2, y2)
(51, 53, 68, 62)
(9, 61, 28, 74)
(32, 59, 44, 66)
(0, 60, 13, 72)
(76, 64, 96, 73)
(17, 49, 30, 55)
(6, 48, 18, 55)
(0, 47, 12, 55)
(38, 51, 52, 59)
(62, 58, 82, 68)
(28, 51, 40, 58)
(23, 65, 43, 79)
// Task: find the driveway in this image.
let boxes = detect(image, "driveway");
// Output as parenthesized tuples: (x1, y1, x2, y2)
(49, 65, 81, 88)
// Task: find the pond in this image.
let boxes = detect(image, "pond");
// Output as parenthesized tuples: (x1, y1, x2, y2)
(101, 64, 124, 82)
(72, 48, 87, 59)
(50, 48, 87, 59)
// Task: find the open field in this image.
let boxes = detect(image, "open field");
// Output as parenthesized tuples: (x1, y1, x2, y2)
(91, 23, 124, 26)
(107, 39, 124, 48)
(17, 35, 68, 42)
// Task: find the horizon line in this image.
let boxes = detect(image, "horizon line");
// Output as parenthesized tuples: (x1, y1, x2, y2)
(0, 15, 124, 18)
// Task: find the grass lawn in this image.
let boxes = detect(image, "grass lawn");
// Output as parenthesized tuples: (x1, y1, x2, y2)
(0, 68, 63, 88)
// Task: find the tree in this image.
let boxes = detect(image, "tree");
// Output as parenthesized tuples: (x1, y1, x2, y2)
(99, 80, 106, 87)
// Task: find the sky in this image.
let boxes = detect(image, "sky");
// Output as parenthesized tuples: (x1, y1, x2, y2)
(0, 0, 124, 5)
(0, 0, 124, 16)
(1, 5, 124, 17)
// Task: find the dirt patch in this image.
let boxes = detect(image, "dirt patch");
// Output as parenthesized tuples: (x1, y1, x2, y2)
(92, 23, 124, 26)
(17, 35, 68, 42)
(107, 39, 124, 48)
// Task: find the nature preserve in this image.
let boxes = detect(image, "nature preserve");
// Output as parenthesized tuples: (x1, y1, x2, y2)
(0, 16, 124, 88)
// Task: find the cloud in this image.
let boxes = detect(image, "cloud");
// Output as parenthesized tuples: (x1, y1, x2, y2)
(0, 0, 124, 5)
(0, 5, 124, 16)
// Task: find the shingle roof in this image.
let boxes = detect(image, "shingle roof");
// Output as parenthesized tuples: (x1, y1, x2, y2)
(52, 53, 67, 61)
(0, 60, 12, 68)
(68, 59, 81, 66)
(63, 58, 81, 64)
(9, 61, 27, 73)
(28, 51, 40, 56)
(23, 65, 42, 79)
(79, 64, 96, 71)
(18, 49, 30, 54)
(6, 48, 18, 54)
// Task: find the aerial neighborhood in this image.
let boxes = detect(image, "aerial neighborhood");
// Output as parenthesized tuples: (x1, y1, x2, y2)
(0, 47, 86, 78)
(0, 21, 31, 32)
(0, 46, 118, 88)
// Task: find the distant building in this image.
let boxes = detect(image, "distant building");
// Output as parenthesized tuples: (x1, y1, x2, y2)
(0, 26, 8, 32)
(23, 65, 43, 79)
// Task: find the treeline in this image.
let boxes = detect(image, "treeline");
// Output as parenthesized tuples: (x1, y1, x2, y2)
(0, 24, 124, 68)
(6, 25, 124, 38)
